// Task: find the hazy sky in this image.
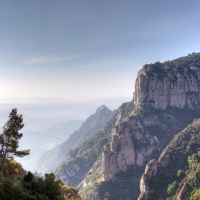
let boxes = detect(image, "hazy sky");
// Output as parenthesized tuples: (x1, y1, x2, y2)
(1, 0, 200, 100)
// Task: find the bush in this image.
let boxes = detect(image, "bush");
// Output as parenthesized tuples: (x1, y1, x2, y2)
(167, 181, 178, 196)
(188, 156, 198, 169)
(177, 170, 185, 178)
(190, 189, 200, 200)
(0, 172, 84, 200)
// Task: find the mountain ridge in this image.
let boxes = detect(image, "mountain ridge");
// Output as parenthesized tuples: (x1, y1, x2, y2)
(36, 105, 115, 174)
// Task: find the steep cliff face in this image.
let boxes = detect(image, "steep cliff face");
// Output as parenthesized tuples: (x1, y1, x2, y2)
(101, 53, 200, 183)
(138, 119, 200, 200)
(134, 54, 200, 109)
(36, 105, 115, 174)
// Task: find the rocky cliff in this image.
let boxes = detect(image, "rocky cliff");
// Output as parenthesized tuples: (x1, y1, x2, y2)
(36, 105, 115, 174)
(134, 55, 200, 109)
(53, 53, 200, 200)
(101, 53, 200, 183)
(138, 119, 200, 200)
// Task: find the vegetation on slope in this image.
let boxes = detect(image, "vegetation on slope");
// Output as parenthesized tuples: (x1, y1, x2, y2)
(0, 171, 84, 200)
(167, 120, 200, 200)
(143, 52, 200, 77)
(0, 109, 84, 200)
(53, 128, 112, 186)
(139, 119, 200, 200)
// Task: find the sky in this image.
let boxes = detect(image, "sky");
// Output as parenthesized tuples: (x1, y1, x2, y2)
(1, 0, 200, 101)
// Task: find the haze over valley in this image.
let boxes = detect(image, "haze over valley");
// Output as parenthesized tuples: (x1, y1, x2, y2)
(0, 97, 129, 172)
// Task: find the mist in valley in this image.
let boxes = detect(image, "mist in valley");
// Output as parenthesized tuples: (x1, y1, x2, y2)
(0, 97, 130, 172)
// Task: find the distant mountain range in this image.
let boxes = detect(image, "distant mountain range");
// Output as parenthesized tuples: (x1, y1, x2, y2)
(0, 97, 131, 107)
(35, 105, 115, 174)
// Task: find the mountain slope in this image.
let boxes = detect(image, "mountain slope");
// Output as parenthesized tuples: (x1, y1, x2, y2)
(53, 102, 133, 184)
(35, 105, 115, 174)
(138, 118, 200, 200)
(54, 53, 200, 200)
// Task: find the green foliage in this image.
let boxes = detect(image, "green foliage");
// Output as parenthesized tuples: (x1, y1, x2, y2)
(190, 189, 200, 200)
(139, 118, 200, 200)
(0, 171, 84, 200)
(134, 104, 153, 116)
(188, 156, 198, 169)
(121, 101, 135, 116)
(0, 178, 17, 199)
(177, 170, 185, 178)
(144, 52, 200, 77)
(2, 159, 24, 176)
(0, 108, 30, 172)
(167, 181, 178, 195)
(23, 171, 34, 182)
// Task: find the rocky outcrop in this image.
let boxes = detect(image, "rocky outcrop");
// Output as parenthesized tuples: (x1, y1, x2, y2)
(101, 53, 200, 183)
(100, 106, 197, 183)
(53, 101, 134, 189)
(101, 114, 158, 181)
(134, 56, 200, 109)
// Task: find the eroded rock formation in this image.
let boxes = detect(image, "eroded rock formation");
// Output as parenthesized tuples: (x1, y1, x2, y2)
(101, 53, 200, 186)
(134, 64, 200, 109)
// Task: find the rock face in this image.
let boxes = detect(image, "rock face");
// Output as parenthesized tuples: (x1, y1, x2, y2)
(101, 114, 157, 181)
(134, 60, 200, 110)
(100, 106, 197, 184)
(138, 119, 200, 200)
(35, 105, 115, 174)
(101, 53, 200, 183)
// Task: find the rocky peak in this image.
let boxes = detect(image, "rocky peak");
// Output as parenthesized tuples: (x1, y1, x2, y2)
(134, 53, 200, 109)
(96, 105, 108, 112)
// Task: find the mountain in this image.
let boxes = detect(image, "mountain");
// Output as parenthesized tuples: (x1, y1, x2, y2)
(35, 105, 115, 174)
(53, 53, 200, 200)
(15, 120, 83, 172)
(138, 119, 200, 200)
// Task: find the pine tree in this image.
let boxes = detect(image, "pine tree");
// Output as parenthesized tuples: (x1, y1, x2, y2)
(0, 108, 30, 172)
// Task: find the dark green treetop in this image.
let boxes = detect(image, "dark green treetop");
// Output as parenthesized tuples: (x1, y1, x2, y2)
(0, 108, 30, 172)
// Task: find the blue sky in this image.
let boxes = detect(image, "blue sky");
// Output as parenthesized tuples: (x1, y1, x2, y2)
(1, 0, 200, 100)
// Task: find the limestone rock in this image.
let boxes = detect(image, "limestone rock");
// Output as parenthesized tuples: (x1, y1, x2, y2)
(134, 62, 200, 109)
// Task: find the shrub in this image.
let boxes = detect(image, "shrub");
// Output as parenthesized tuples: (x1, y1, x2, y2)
(177, 170, 185, 178)
(167, 181, 178, 196)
